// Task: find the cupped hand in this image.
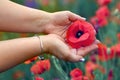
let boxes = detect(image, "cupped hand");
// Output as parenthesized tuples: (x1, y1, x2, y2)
(43, 11, 86, 38)
(40, 34, 98, 62)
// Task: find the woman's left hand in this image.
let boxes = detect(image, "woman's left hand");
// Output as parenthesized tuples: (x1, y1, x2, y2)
(42, 11, 86, 38)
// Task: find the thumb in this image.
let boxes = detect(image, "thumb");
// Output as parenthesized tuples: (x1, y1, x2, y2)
(67, 11, 86, 21)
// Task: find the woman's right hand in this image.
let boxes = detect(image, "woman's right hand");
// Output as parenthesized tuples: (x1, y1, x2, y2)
(40, 34, 98, 62)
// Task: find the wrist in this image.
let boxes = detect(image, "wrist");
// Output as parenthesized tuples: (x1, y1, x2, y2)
(35, 10, 52, 33)
(35, 35, 50, 54)
(40, 35, 51, 53)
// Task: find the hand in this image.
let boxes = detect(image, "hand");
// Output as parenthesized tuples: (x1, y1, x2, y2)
(42, 11, 86, 38)
(40, 34, 98, 62)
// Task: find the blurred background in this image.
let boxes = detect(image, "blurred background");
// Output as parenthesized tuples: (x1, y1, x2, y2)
(0, 0, 120, 80)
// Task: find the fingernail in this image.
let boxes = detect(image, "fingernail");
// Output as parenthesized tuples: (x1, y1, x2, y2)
(80, 58, 85, 62)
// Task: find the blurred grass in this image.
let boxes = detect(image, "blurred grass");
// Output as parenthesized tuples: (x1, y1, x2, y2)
(0, 0, 120, 80)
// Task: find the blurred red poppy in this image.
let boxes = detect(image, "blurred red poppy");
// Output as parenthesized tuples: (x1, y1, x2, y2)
(97, 0, 112, 6)
(90, 16, 108, 27)
(31, 64, 42, 74)
(83, 76, 89, 80)
(90, 54, 97, 63)
(35, 76, 44, 80)
(24, 56, 38, 64)
(107, 69, 113, 80)
(70, 68, 89, 80)
(85, 61, 105, 80)
(96, 6, 110, 17)
(90, 16, 98, 26)
(66, 20, 96, 48)
(13, 70, 24, 79)
(85, 61, 97, 80)
(30, 59, 51, 74)
(110, 44, 120, 59)
(116, 2, 120, 11)
(97, 43, 108, 61)
(71, 76, 83, 80)
(71, 76, 89, 80)
(115, 44, 120, 57)
(70, 68, 83, 78)
(36, 59, 51, 71)
(40, 0, 49, 6)
(109, 46, 116, 59)
(117, 33, 120, 42)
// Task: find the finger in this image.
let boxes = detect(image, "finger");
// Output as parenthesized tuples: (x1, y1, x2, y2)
(77, 44, 98, 57)
(62, 48, 85, 62)
(66, 53, 84, 62)
(59, 26, 68, 39)
(94, 39, 101, 44)
(67, 11, 86, 21)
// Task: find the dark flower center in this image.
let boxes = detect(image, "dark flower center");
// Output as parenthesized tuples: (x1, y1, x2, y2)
(75, 30, 84, 38)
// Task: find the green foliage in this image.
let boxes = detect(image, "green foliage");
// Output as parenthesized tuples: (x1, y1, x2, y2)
(1, 0, 120, 80)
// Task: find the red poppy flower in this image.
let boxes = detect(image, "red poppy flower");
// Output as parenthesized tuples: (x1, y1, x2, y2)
(107, 69, 113, 80)
(90, 54, 97, 63)
(97, 0, 112, 6)
(13, 71, 24, 79)
(30, 59, 51, 74)
(66, 20, 96, 48)
(36, 59, 51, 71)
(30, 64, 43, 74)
(85, 61, 105, 80)
(24, 56, 38, 64)
(41, 0, 49, 6)
(97, 16, 108, 27)
(110, 44, 120, 58)
(90, 6, 110, 27)
(90, 16, 108, 27)
(96, 6, 110, 18)
(70, 68, 89, 80)
(83, 76, 89, 80)
(90, 16, 98, 26)
(71, 76, 82, 80)
(70, 68, 83, 78)
(115, 44, 120, 57)
(109, 46, 116, 59)
(35, 76, 44, 80)
(117, 33, 120, 42)
(97, 43, 108, 61)
(85, 61, 97, 80)
(116, 2, 120, 11)
(71, 76, 89, 80)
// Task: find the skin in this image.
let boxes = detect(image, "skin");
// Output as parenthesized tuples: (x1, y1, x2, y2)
(0, 0, 85, 35)
(0, 0, 98, 72)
